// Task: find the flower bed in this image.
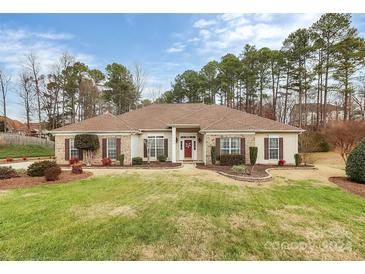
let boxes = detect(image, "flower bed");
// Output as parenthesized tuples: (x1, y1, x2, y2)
(0, 170, 92, 190)
(80, 161, 182, 169)
(329, 176, 365, 199)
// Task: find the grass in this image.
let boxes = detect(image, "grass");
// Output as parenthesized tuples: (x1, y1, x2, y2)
(0, 144, 54, 159)
(1, 171, 365, 260)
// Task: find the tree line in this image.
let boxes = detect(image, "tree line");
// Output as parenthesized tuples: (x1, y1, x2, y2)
(0, 53, 145, 133)
(157, 13, 365, 128)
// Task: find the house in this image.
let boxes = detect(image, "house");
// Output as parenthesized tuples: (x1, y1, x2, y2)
(0, 116, 27, 134)
(51, 103, 303, 165)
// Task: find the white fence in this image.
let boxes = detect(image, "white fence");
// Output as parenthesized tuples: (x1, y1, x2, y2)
(0, 134, 55, 147)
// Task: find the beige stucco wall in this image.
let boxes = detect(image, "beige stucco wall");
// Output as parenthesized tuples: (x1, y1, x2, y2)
(54, 134, 131, 165)
(255, 132, 298, 164)
(205, 133, 255, 165)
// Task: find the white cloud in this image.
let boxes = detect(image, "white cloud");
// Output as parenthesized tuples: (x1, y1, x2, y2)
(166, 42, 185, 53)
(193, 19, 216, 28)
(199, 29, 211, 40)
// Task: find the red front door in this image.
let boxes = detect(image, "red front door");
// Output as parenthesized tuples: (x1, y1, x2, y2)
(184, 140, 192, 157)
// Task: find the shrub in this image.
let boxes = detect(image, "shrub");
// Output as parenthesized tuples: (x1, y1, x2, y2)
(69, 157, 79, 165)
(132, 157, 143, 165)
(231, 165, 246, 174)
(157, 154, 167, 162)
(22, 156, 27, 161)
(278, 159, 286, 166)
(74, 134, 100, 150)
(0, 167, 18, 180)
(211, 146, 216, 164)
(6, 156, 13, 162)
(71, 162, 83, 174)
(220, 154, 244, 166)
(249, 147, 258, 166)
(299, 131, 331, 153)
(119, 154, 125, 166)
(27, 160, 57, 177)
(346, 138, 365, 183)
(44, 166, 62, 181)
(294, 153, 302, 167)
(101, 157, 112, 166)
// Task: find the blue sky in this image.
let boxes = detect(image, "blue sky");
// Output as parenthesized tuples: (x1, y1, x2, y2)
(1, 13, 365, 120)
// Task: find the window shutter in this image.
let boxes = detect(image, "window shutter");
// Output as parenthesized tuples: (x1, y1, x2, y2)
(102, 138, 107, 158)
(240, 138, 245, 163)
(65, 139, 70, 161)
(78, 149, 83, 160)
(164, 138, 168, 158)
(116, 138, 121, 158)
(264, 138, 269, 160)
(279, 137, 284, 160)
(143, 139, 147, 157)
(215, 138, 220, 160)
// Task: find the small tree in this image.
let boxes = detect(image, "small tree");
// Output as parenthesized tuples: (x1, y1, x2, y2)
(324, 121, 365, 164)
(346, 138, 365, 183)
(74, 134, 100, 166)
(298, 132, 317, 165)
(249, 146, 258, 172)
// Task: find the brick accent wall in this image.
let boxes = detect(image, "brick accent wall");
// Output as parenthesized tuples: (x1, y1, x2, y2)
(205, 134, 255, 165)
(55, 134, 131, 165)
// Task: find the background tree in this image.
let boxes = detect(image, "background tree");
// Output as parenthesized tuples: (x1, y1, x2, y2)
(0, 69, 11, 132)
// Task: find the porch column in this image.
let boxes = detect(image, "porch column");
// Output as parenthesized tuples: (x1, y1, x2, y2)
(172, 126, 176, 163)
(202, 134, 207, 165)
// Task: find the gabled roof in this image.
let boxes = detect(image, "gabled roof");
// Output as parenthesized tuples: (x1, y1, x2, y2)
(0, 116, 26, 131)
(52, 103, 302, 133)
(53, 112, 134, 132)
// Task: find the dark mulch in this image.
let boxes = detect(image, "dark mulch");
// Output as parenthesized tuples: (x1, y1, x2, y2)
(329, 176, 365, 198)
(80, 162, 182, 169)
(0, 171, 92, 190)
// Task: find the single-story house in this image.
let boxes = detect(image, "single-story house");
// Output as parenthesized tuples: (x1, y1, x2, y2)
(51, 103, 303, 165)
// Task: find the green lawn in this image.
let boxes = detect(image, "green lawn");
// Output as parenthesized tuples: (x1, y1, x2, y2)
(0, 172, 365, 260)
(0, 144, 54, 159)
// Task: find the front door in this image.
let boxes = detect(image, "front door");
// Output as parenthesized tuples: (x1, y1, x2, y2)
(184, 140, 192, 158)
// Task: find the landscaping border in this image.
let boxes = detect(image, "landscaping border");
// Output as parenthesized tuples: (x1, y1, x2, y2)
(61, 162, 183, 170)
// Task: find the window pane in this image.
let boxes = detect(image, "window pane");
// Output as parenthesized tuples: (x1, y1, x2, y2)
(148, 138, 155, 157)
(269, 149, 278, 159)
(107, 138, 117, 159)
(269, 138, 278, 149)
(70, 139, 79, 158)
(156, 138, 164, 157)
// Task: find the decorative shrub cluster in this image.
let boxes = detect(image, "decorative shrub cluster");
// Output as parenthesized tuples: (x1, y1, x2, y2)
(132, 157, 143, 165)
(211, 146, 216, 164)
(220, 154, 245, 166)
(22, 156, 27, 161)
(27, 160, 57, 177)
(44, 166, 62, 181)
(346, 138, 365, 183)
(74, 134, 100, 150)
(6, 156, 13, 162)
(278, 159, 286, 166)
(0, 167, 18, 180)
(119, 154, 125, 166)
(157, 155, 167, 162)
(294, 153, 302, 166)
(71, 163, 83, 174)
(231, 165, 246, 174)
(69, 157, 79, 165)
(101, 158, 112, 166)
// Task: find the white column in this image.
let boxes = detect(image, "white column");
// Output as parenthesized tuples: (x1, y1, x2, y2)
(171, 127, 176, 163)
(202, 134, 207, 165)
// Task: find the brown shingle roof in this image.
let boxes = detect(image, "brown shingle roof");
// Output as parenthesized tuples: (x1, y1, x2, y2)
(53, 103, 302, 132)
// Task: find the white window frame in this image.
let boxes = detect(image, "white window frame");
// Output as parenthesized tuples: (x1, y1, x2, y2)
(220, 137, 241, 155)
(269, 137, 279, 160)
(107, 138, 117, 160)
(147, 136, 164, 159)
(69, 139, 79, 159)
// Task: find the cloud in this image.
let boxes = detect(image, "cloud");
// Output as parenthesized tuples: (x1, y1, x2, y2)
(166, 42, 185, 53)
(193, 19, 216, 28)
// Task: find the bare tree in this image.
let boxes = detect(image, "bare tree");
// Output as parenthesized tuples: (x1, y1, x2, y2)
(19, 71, 33, 132)
(0, 69, 11, 133)
(133, 62, 147, 106)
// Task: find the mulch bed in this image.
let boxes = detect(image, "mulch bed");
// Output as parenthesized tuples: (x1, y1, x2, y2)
(329, 176, 365, 198)
(0, 156, 55, 164)
(68, 162, 182, 169)
(0, 171, 92, 190)
(196, 163, 316, 182)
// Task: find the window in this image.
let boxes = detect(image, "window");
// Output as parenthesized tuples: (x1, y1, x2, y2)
(147, 136, 164, 158)
(69, 139, 79, 158)
(221, 137, 240, 155)
(107, 138, 117, 160)
(269, 138, 279, 160)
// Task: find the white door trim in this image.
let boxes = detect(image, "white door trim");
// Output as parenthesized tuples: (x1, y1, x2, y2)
(178, 132, 198, 161)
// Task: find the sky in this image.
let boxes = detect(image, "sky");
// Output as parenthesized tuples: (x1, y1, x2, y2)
(1, 13, 365, 121)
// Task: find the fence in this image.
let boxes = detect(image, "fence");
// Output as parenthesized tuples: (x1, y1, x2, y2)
(0, 134, 55, 148)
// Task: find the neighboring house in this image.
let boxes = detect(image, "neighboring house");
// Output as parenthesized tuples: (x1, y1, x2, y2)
(0, 116, 27, 134)
(290, 103, 344, 127)
(51, 103, 303, 165)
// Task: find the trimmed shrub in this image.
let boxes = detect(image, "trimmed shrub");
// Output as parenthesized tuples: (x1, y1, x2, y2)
(74, 134, 100, 150)
(119, 154, 125, 166)
(6, 156, 13, 162)
(101, 158, 112, 166)
(71, 163, 83, 174)
(132, 157, 143, 165)
(157, 154, 167, 162)
(22, 156, 27, 161)
(27, 160, 57, 177)
(346, 138, 365, 183)
(278, 159, 286, 166)
(69, 157, 79, 165)
(294, 153, 302, 167)
(220, 154, 244, 166)
(44, 166, 62, 181)
(0, 167, 18, 180)
(249, 147, 258, 166)
(211, 146, 216, 164)
(231, 165, 246, 174)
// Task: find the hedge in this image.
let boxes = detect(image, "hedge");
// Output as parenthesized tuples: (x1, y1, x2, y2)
(346, 138, 365, 183)
(220, 154, 245, 166)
